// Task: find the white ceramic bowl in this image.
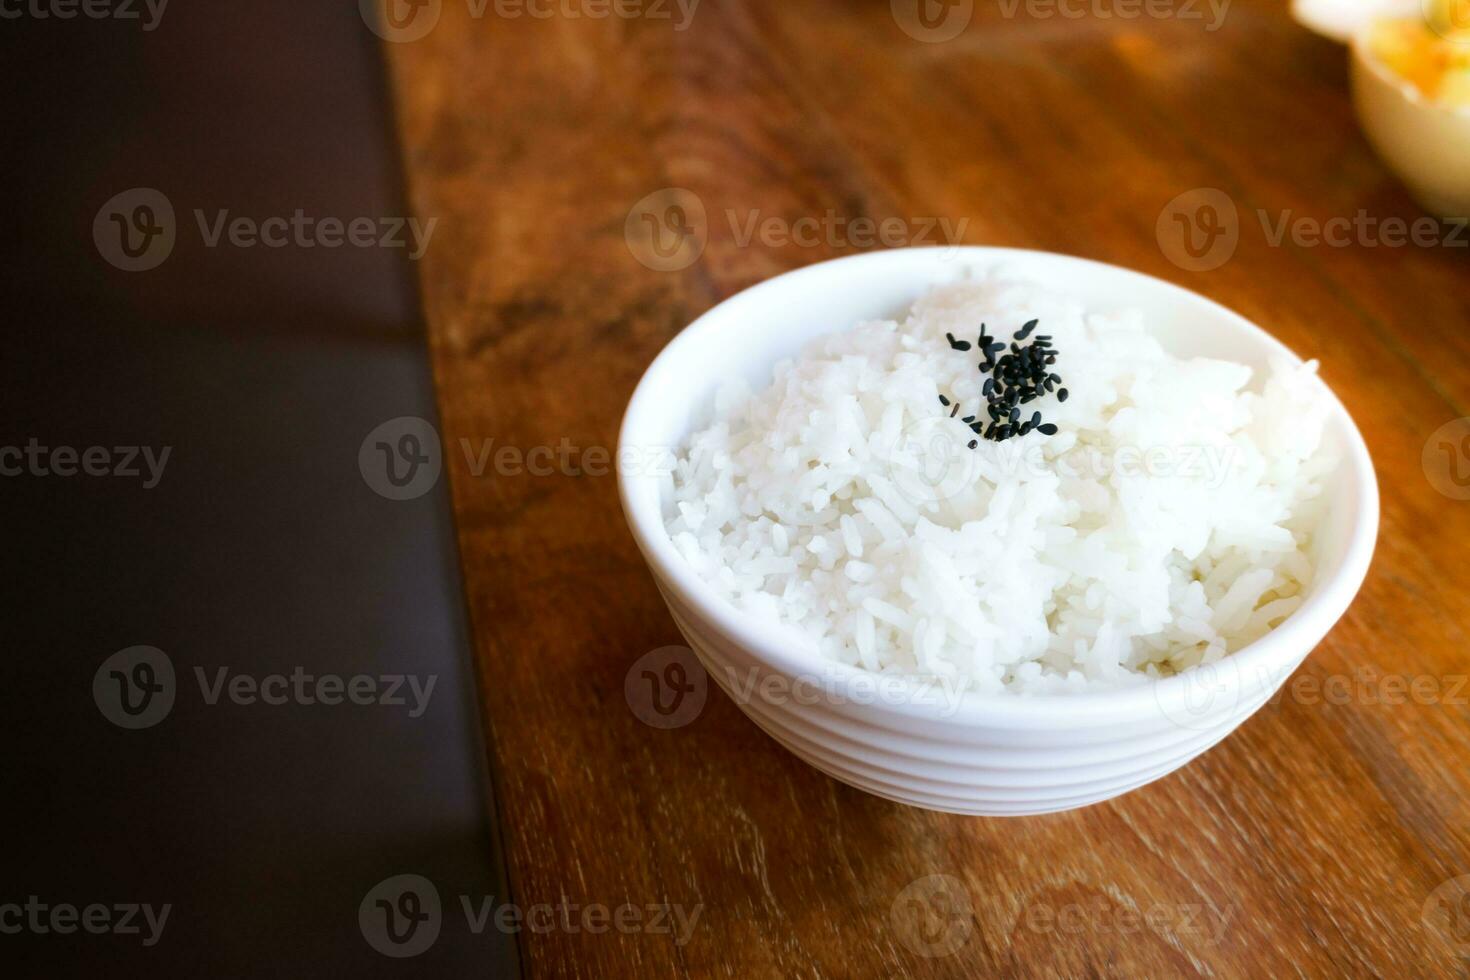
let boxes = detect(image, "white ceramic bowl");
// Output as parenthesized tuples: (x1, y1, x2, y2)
(1351, 24, 1470, 218)
(1292, 0, 1418, 43)
(618, 248, 1378, 816)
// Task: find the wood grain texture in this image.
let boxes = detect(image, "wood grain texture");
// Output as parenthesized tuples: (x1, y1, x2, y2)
(383, 1, 1470, 975)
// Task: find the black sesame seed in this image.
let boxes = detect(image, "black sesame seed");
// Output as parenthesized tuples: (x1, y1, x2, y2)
(1038, 423, 1058, 435)
(939, 394, 950, 406)
(950, 403, 959, 417)
(1058, 388, 1069, 402)
(968, 439, 978, 449)
(959, 322, 1064, 445)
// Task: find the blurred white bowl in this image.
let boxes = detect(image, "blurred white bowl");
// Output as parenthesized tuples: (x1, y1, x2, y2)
(1351, 23, 1470, 217)
(618, 248, 1378, 816)
(1292, 0, 1417, 41)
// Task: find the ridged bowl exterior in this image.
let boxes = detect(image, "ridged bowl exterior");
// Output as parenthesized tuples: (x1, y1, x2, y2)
(655, 578, 1308, 816)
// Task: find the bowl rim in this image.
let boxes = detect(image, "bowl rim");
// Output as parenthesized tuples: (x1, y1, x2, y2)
(616, 247, 1380, 728)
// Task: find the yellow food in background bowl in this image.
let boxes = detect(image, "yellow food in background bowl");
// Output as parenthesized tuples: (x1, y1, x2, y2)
(1351, 2, 1470, 217)
(1368, 4, 1470, 103)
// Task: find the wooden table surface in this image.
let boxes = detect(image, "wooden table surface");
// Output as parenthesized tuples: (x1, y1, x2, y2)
(384, 1, 1470, 975)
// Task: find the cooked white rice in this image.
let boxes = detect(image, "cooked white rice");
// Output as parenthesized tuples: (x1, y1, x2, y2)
(663, 278, 1337, 694)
